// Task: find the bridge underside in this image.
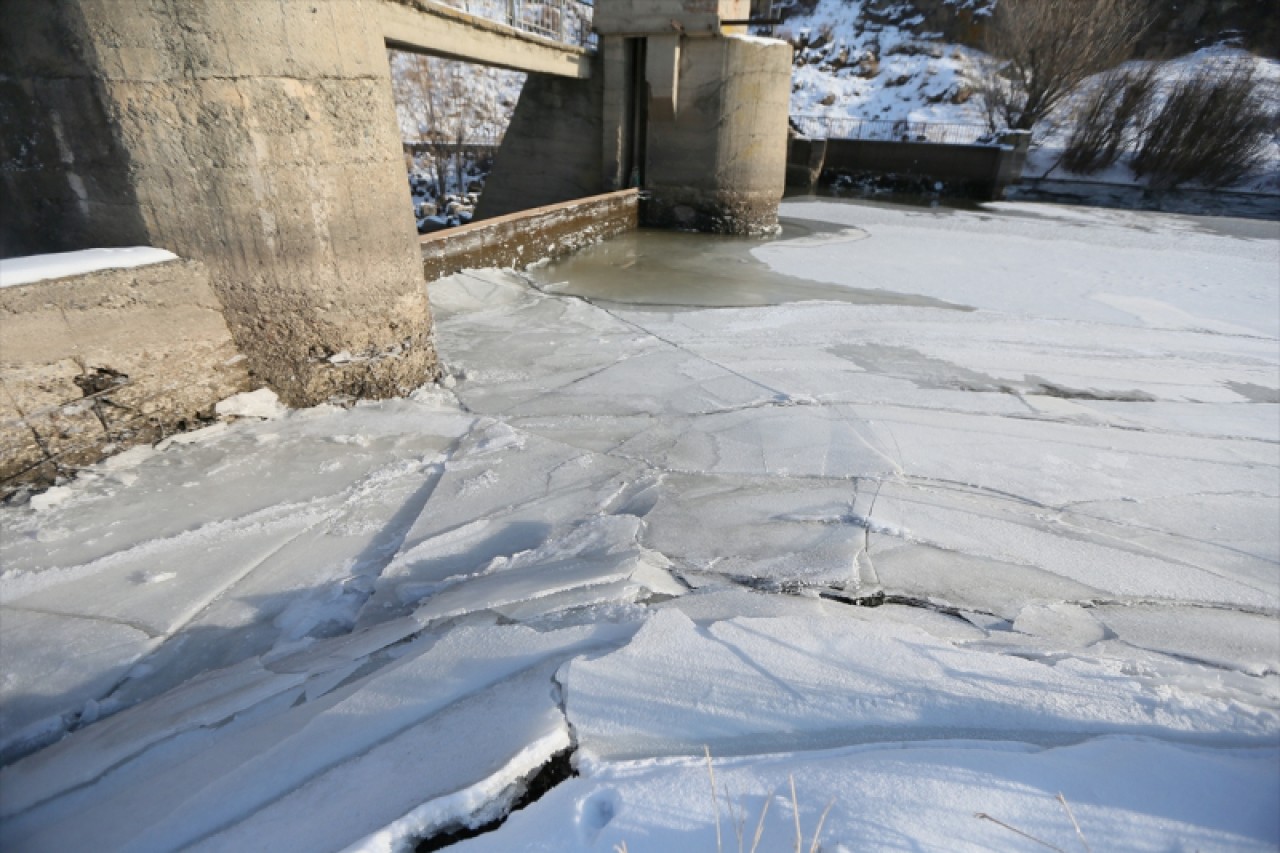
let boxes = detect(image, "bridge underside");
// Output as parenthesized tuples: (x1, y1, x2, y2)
(379, 0, 591, 78)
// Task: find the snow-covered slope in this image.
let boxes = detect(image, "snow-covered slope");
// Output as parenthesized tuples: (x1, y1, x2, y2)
(783, 0, 989, 126)
(1028, 46, 1280, 192)
(781, 0, 1280, 190)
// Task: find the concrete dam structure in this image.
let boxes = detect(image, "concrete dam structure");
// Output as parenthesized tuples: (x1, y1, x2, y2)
(479, 0, 793, 235)
(1, 0, 790, 489)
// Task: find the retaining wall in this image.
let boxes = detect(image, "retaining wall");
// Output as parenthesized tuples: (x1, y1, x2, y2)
(789, 136, 1028, 200)
(0, 258, 251, 495)
(825, 139, 1007, 198)
(422, 189, 639, 281)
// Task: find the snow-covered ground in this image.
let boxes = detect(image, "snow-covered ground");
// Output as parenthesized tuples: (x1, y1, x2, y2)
(1, 198, 1277, 851)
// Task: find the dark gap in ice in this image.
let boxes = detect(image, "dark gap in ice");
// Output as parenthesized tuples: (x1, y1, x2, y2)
(819, 588, 979, 624)
(1224, 380, 1280, 404)
(1028, 379, 1157, 403)
(413, 748, 576, 851)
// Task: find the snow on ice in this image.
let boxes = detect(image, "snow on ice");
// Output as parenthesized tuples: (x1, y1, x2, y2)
(1, 199, 1277, 851)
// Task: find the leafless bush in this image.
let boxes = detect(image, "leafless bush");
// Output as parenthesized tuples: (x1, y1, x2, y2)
(394, 53, 472, 198)
(1132, 63, 1277, 189)
(978, 0, 1152, 132)
(1061, 65, 1160, 174)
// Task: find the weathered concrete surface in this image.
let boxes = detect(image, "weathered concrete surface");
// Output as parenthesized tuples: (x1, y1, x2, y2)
(423, 190, 639, 281)
(642, 35, 792, 234)
(474, 71, 605, 220)
(1, 0, 438, 406)
(0, 259, 251, 495)
(381, 0, 591, 77)
(595, 0, 749, 37)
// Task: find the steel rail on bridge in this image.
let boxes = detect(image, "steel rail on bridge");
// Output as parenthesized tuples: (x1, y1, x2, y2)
(437, 0, 597, 48)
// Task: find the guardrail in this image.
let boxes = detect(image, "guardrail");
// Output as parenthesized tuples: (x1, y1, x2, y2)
(437, 0, 596, 49)
(793, 115, 991, 146)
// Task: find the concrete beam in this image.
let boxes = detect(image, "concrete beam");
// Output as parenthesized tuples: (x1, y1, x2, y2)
(379, 0, 591, 77)
(594, 0, 748, 36)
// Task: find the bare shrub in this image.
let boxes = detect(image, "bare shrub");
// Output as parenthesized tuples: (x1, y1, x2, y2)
(1061, 65, 1160, 174)
(1132, 62, 1277, 189)
(978, 0, 1152, 132)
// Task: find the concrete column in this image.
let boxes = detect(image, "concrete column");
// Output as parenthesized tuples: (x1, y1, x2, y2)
(599, 36, 632, 192)
(642, 35, 792, 235)
(0, 0, 438, 406)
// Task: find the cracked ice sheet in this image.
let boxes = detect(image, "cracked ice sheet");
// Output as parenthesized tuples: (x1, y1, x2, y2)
(562, 610, 1279, 764)
(0, 610, 158, 757)
(0, 401, 473, 576)
(0, 398, 475, 758)
(450, 739, 1280, 853)
(636, 473, 872, 585)
(432, 271, 669, 417)
(845, 401, 1278, 508)
(866, 477, 1279, 610)
(628, 303, 1279, 410)
(434, 270, 786, 419)
(0, 621, 636, 852)
(356, 419, 667, 624)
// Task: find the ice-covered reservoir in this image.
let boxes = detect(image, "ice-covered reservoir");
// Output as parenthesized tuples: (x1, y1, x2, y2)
(1, 198, 1277, 852)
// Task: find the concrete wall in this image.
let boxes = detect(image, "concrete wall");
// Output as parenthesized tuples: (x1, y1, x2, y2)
(0, 259, 251, 496)
(1, 0, 438, 407)
(643, 35, 792, 234)
(423, 189, 639, 281)
(814, 137, 1022, 200)
(473, 70, 605, 220)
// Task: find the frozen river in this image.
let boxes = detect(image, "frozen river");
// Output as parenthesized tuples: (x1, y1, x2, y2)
(1, 198, 1277, 851)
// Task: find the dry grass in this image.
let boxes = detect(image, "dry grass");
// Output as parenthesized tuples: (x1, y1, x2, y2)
(703, 746, 835, 853)
(974, 791, 1093, 853)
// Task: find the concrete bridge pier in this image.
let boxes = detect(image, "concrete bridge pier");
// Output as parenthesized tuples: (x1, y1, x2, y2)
(2, 0, 437, 406)
(595, 2, 793, 235)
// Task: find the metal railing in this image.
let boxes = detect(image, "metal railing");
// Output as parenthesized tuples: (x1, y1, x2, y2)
(793, 115, 991, 146)
(436, 0, 596, 49)
(405, 138, 502, 153)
